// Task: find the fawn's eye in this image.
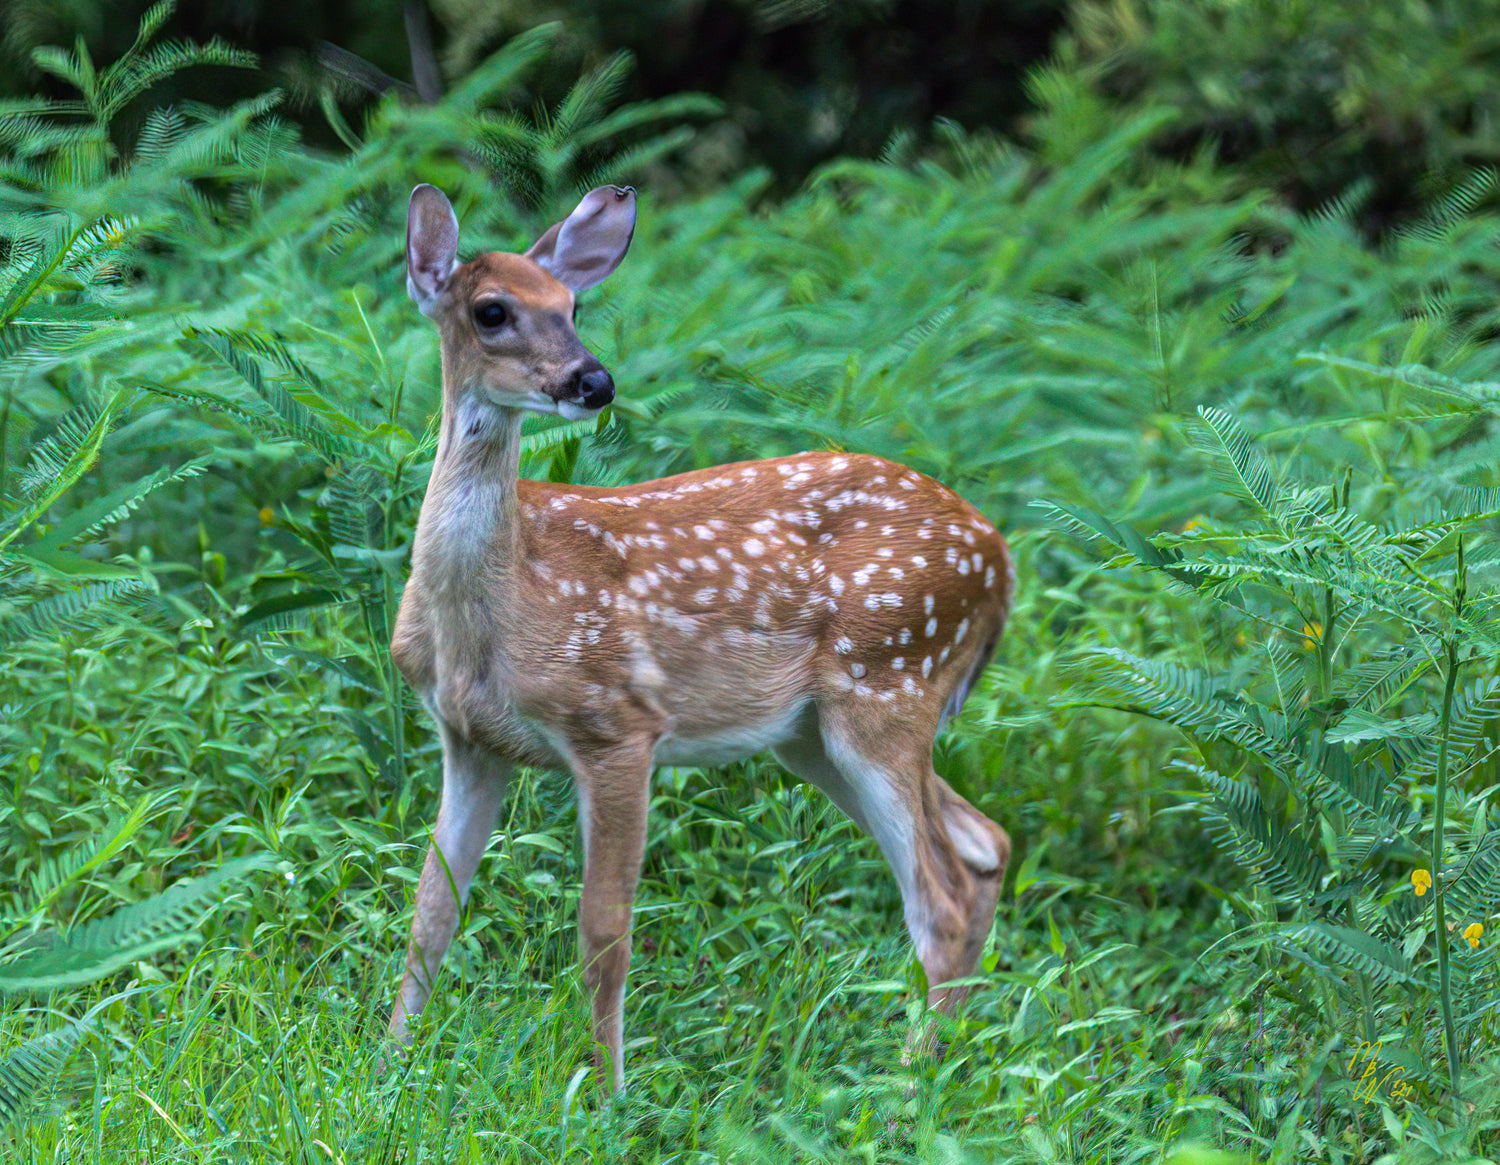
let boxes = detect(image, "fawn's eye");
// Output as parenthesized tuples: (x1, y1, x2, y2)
(473, 302, 507, 329)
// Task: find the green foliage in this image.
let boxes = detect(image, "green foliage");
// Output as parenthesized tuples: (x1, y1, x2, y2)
(5, 6, 1500, 1161)
(1062, 0, 1500, 226)
(0, 854, 270, 993)
(1050, 405, 1500, 1095)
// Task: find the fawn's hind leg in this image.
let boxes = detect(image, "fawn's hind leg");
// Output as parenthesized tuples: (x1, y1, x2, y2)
(774, 704, 1009, 1014)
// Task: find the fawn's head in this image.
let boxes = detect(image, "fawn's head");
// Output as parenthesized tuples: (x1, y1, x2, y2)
(406, 183, 637, 420)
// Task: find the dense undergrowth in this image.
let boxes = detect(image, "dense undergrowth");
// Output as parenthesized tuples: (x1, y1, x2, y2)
(2, 5, 1499, 1161)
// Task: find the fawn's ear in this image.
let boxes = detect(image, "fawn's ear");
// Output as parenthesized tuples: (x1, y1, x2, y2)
(407, 184, 460, 316)
(526, 185, 637, 292)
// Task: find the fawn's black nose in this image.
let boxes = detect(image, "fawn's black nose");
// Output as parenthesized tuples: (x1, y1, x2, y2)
(575, 367, 615, 410)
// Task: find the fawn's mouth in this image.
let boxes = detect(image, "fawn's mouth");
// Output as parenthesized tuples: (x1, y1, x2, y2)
(556, 399, 606, 420)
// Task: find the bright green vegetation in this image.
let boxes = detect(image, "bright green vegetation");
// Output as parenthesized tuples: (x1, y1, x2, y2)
(2, 7, 1499, 1161)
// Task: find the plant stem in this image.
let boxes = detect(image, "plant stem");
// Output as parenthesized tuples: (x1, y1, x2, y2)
(1433, 637, 1461, 1097)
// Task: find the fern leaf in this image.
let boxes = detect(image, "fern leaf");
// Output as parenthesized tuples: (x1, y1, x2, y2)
(188, 331, 354, 462)
(29, 457, 211, 552)
(15, 795, 164, 921)
(1, 391, 130, 553)
(1287, 922, 1429, 989)
(0, 573, 151, 644)
(1443, 828, 1500, 922)
(0, 855, 270, 993)
(1190, 765, 1327, 901)
(1034, 500, 1201, 586)
(0, 1018, 89, 1133)
(1402, 674, 1500, 784)
(1071, 648, 1302, 772)
(1192, 406, 1281, 516)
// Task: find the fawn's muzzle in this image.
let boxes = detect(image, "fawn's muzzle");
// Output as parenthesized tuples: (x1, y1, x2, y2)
(573, 367, 615, 411)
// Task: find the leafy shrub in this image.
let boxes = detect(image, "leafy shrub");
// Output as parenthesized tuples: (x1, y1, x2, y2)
(1050, 405, 1500, 1103)
(1062, 0, 1500, 228)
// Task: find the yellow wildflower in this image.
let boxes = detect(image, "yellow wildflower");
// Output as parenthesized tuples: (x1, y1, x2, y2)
(259, 507, 275, 527)
(1412, 869, 1432, 897)
(1464, 923, 1483, 949)
(1302, 621, 1323, 652)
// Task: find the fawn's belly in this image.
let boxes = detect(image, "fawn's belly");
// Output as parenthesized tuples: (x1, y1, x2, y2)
(650, 698, 808, 767)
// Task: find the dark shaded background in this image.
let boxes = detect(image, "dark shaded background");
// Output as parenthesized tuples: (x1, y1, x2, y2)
(5, 0, 1500, 226)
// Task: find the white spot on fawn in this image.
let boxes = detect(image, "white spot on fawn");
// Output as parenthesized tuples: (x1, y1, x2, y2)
(924, 595, 935, 615)
(744, 538, 766, 557)
(850, 662, 866, 679)
(921, 656, 933, 678)
(834, 636, 853, 654)
(829, 575, 845, 595)
(694, 525, 715, 540)
(925, 617, 938, 637)
(892, 657, 905, 669)
(955, 618, 970, 644)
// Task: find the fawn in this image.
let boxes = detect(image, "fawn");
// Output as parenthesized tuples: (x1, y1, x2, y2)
(387, 182, 1014, 1091)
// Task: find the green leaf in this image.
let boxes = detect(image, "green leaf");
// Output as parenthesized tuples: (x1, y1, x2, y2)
(0, 855, 271, 994)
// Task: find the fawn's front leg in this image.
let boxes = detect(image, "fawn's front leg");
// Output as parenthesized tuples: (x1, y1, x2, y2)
(571, 736, 655, 1093)
(388, 730, 512, 1043)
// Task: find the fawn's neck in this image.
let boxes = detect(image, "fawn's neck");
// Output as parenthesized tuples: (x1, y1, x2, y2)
(411, 386, 525, 612)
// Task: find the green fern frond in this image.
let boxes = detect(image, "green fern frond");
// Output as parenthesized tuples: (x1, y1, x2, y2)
(1443, 828, 1500, 923)
(1034, 500, 1200, 585)
(1301, 738, 1417, 852)
(1260, 638, 1307, 719)
(1192, 406, 1281, 517)
(189, 330, 354, 462)
(0, 580, 149, 649)
(133, 106, 187, 161)
(98, 41, 258, 122)
(1287, 922, 1428, 989)
(1335, 648, 1428, 710)
(2, 390, 129, 552)
(1399, 170, 1498, 244)
(1190, 765, 1327, 901)
(28, 46, 98, 103)
(1402, 674, 1500, 784)
(549, 51, 632, 144)
(1298, 353, 1500, 416)
(195, 324, 332, 388)
(0, 1018, 89, 1133)
(27, 457, 211, 552)
(0, 855, 270, 994)
(14, 795, 164, 922)
(1072, 648, 1304, 773)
